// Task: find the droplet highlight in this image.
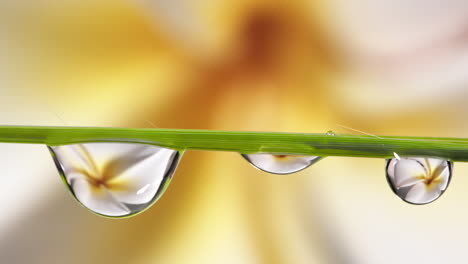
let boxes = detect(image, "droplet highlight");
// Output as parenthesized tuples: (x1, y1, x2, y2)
(48, 142, 182, 217)
(326, 130, 335, 136)
(242, 153, 321, 174)
(386, 157, 452, 205)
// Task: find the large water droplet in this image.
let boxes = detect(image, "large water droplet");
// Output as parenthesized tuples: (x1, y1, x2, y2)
(48, 142, 181, 217)
(386, 156, 452, 205)
(326, 130, 335, 136)
(242, 153, 321, 174)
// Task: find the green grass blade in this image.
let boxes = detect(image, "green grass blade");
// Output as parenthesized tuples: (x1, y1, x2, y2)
(0, 126, 468, 161)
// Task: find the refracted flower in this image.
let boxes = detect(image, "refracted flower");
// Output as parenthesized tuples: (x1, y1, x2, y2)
(386, 156, 452, 204)
(242, 154, 321, 174)
(49, 143, 181, 217)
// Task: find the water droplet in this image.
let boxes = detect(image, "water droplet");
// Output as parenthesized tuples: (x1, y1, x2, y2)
(242, 153, 321, 174)
(386, 156, 452, 205)
(48, 142, 182, 217)
(326, 130, 335, 136)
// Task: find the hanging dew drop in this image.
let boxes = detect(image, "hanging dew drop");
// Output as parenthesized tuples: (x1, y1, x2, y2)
(326, 130, 335, 136)
(48, 142, 182, 217)
(241, 153, 322, 174)
(386, 156, 452, 205)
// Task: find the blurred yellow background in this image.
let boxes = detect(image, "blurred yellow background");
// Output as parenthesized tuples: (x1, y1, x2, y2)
(2, 0, 468, 263)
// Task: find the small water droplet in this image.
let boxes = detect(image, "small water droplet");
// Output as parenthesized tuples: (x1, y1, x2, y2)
(326, 130, 335, 136)
(242, 153, 322, 174)
(48, 142, 182, 217)
(386, 156, 452, 205)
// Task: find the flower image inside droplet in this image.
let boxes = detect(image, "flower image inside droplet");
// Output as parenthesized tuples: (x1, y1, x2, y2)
(48, 142, 181, 217)
(386, 157, 452, 205)
(242, 153, 322, 175)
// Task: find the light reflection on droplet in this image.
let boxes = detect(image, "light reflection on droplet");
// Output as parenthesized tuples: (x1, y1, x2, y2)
(326, 130, 335, 136)
(48, 142, 181, 217)
(386, 156, 452, 205)
(137, 184, 151, 195)
(242, 153, 322, 174)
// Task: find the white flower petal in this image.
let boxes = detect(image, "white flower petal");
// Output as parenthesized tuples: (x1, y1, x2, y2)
(426, 157, 445, 174)
(387, 157, 452, 204)
(394, 159, 426, 188)
(71, 178, 131, 217)
(405, 183, 441, 204)
(436, 165, 451, 191)
(109, 148, 179, 204)
(242, 154, 321, 174)
(49, 143, 181, 217)
(426, 160, 451, 192)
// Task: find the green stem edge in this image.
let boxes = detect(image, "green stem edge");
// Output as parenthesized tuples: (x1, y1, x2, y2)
(1, 126, 468, 161)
